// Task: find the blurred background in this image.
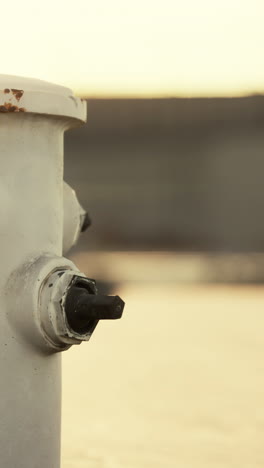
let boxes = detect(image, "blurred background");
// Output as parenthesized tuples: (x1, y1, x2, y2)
(4, 1, 264, 466)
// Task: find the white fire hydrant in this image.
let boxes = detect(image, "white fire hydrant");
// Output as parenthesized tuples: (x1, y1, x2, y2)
(0, 75, 124, 467)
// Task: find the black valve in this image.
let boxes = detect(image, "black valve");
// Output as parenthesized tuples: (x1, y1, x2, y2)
(65, 284, 125, 334)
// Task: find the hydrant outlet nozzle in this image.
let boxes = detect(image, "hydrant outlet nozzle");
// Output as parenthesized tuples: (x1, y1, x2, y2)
(65, 286, 124, 334)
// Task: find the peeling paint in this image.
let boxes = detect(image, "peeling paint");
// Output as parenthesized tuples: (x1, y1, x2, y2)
(0, 76, 86, 120)
(11, 88, 24, 102)
(0, 103, 25, 113)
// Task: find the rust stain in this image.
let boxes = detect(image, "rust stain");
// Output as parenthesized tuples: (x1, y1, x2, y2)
(4, 88, 10, 94)
(0, 103, 25, 113)
(11, 88, 24, 102)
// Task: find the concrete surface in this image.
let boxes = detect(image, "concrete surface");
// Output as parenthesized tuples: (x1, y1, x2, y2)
(61, 276, 264, 467)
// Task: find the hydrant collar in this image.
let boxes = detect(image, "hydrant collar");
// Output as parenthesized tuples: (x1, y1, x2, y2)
(0, 74, 86, 123)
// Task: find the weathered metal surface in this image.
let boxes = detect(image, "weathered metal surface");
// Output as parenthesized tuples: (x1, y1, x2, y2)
(0, 87, 25, 111)
(0, 102, 25, 112)
(0, 74, 86, 122)
(0, 75, 87, 468)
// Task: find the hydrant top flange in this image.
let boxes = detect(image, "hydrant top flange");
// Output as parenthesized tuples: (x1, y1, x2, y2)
(0, 74, 86, 123)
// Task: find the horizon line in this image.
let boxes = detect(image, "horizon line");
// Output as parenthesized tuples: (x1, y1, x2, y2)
(76, 92, 264, 100)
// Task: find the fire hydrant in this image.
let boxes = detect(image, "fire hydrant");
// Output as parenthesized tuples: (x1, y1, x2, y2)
(0, 75, 124, 467)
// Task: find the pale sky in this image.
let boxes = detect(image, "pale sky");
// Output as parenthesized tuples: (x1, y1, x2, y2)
(2, 0, 264, 97)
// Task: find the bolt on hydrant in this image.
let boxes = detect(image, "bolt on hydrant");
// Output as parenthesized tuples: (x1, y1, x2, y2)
(0, 75, 125, 467)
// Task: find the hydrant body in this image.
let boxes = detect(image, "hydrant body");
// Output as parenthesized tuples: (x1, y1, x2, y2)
(0, 76, 86, 467)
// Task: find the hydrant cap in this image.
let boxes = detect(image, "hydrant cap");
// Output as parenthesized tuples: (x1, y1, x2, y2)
(0, 74, 86, 123)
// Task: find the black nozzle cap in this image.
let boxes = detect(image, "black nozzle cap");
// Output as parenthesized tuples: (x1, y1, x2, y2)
(65, 286, 125, 334)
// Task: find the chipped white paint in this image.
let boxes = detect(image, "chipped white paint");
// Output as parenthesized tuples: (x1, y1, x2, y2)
(0, 75, 87, 467)
(0, 74, 86, 121)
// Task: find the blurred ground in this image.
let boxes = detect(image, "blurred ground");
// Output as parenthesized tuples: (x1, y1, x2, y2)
(61, 253, 264, 468)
